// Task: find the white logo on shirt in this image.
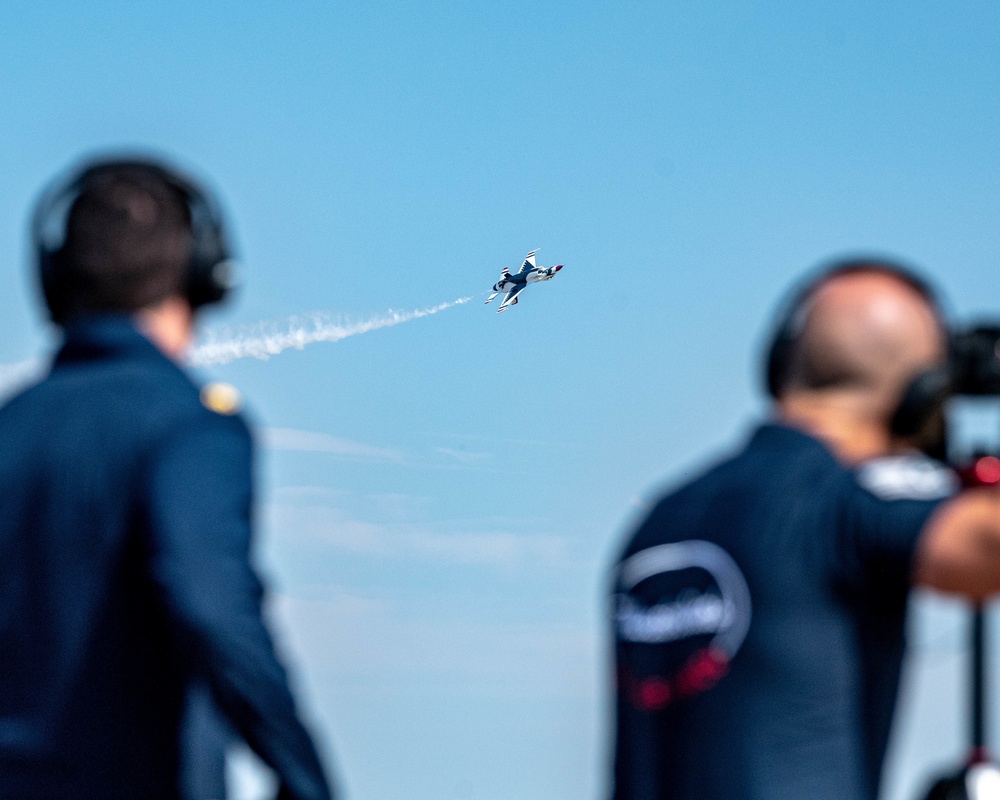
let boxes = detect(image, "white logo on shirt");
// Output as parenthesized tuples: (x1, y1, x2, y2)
(615, 540, 752, 657)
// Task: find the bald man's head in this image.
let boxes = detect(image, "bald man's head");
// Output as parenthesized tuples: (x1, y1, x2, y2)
(780, 269, 946, 421)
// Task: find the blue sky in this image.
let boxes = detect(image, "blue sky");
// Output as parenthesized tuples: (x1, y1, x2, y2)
(3, 2, 1000, 798)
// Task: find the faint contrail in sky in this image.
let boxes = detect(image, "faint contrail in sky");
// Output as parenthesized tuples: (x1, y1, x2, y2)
(191, 297, 471, 366)
(0, 298, 470, 385)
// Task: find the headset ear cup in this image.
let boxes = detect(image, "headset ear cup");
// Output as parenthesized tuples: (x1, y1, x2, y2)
(32, 169, 84, 324)
(38, 250, 62, 323)
(890, 367, 952, 438)
(763, 281, 817, 398)
(182, 184, 234, 309)
(38, 240, 83, 325)
(186, 257, 234, 308)
(765, 330, 795, 398)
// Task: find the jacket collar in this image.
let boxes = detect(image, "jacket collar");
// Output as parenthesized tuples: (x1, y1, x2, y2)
(749, 421, 837, 463)
(54, 313, 169, 367)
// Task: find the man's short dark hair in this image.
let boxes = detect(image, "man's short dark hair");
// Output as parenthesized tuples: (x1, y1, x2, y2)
(53, 165, 193, 317)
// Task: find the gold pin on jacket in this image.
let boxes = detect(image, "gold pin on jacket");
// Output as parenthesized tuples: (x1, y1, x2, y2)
(200, 382, 242, 415)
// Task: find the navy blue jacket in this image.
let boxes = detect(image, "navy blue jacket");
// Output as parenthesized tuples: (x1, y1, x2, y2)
(0, 315, 332, 800)
(611, 424, 950, 800)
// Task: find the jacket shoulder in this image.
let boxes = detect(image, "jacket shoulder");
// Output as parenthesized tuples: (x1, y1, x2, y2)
(45, 355, 250, 445)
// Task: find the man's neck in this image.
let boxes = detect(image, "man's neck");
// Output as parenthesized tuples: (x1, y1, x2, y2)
(133, 296, 194, 362)
(777, 392, 891, 465)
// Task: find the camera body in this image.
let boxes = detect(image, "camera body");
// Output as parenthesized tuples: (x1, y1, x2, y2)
(891, 325, 1000, 463)
(951, 325, 1000, 397)
(915, 328, 1000, 800)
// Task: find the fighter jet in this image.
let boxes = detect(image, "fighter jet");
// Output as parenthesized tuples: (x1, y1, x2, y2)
(485, 249, 563, 313)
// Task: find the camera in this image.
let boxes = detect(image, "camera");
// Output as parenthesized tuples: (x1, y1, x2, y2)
(893, 325, 1000, 465)
(951, 325, 1000, 397)
(916, 326, 1000, 800)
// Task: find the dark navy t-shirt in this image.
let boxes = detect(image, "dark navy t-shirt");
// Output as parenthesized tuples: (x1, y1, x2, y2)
(611, 424, 952, 800)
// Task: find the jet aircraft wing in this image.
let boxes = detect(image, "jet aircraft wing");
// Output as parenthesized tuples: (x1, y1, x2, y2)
(497, 284, 526, 312)
(516, 249, 539, 275)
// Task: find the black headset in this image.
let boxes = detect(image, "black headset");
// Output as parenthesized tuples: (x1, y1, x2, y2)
(32, 156, 236, 323)
(763, 258, 951, 438)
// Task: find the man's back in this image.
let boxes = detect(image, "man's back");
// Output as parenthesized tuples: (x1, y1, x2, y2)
(0, 315, 241, 798)
(2, 157, 333, 800)
(612, 424, 946, 800)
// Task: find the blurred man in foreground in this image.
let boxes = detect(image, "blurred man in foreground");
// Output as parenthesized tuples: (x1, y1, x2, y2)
(0, 157, 333, 800)
(610, 260, 1000, 800)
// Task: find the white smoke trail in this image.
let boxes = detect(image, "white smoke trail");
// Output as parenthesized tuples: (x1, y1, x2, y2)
(191, 297, 471, 367)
